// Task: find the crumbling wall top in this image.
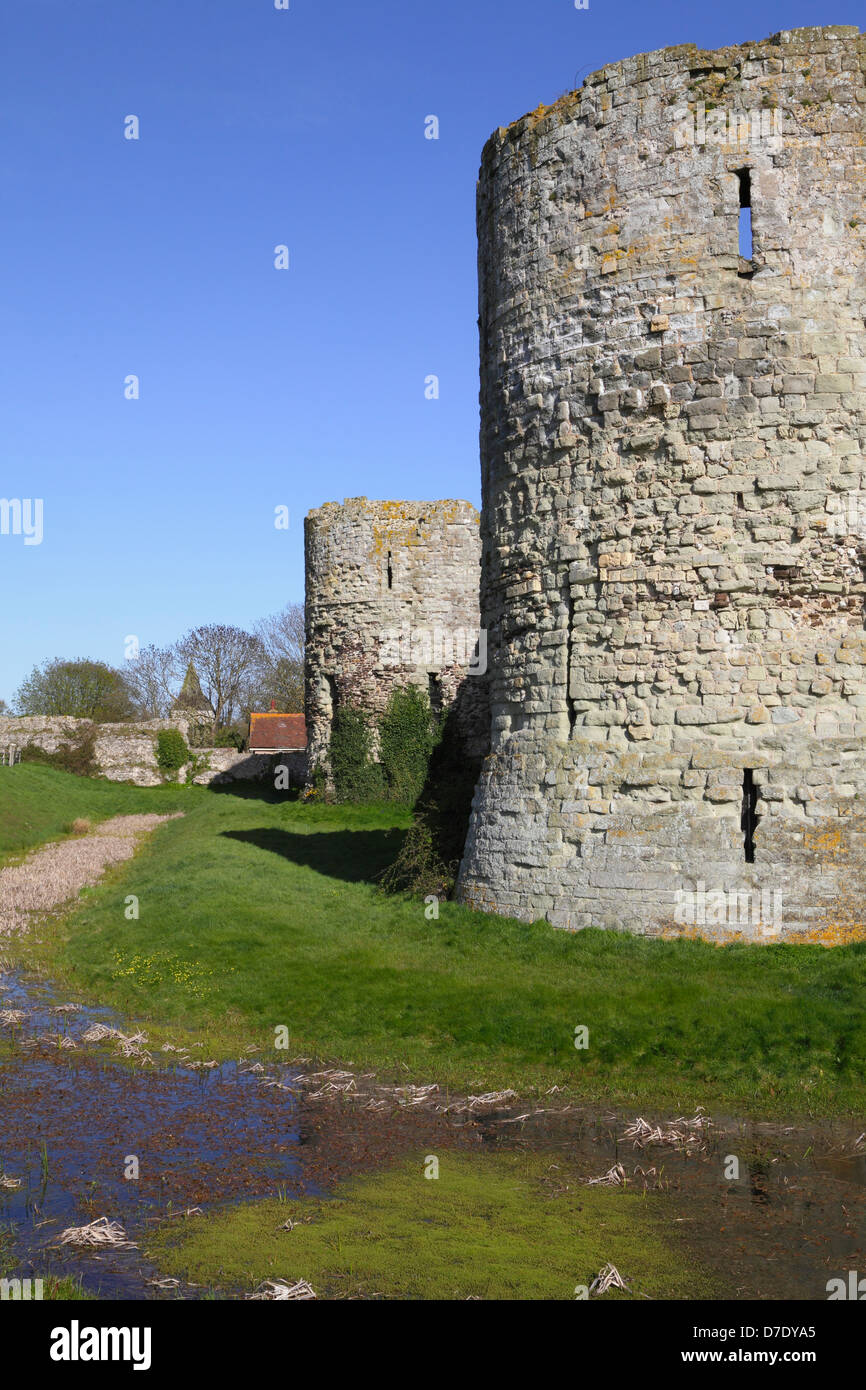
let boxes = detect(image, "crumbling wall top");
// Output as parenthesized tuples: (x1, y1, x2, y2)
(487, 24, 864, 161)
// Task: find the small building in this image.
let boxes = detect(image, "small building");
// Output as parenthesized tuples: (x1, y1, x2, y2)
(248, 705, 308, 786)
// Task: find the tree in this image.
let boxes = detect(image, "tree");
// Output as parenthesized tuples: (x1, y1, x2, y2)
(14, 658, 136, 721)
(176, 624, 263, 736)
(124, 643, 183, 719)
(0, 699, 11, 716)
(253, 603, 305, 712)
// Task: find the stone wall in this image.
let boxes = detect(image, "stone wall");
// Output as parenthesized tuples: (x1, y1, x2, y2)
(304, 497, 488, 777)
(458, 26, 866, 942)
(0, 716, 300, 788)
(189, 748, 307, 787)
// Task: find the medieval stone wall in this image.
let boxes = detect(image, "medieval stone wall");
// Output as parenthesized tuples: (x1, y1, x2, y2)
(457, 26, 866, 942)
(304, 497, 488, 775)
(0, 716, 294, 788)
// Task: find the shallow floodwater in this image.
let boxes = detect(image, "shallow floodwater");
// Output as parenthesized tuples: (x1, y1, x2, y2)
(1, 967, 864, 1300)
(0, 970, 308, 1297)
(476, 1105, 866, 1300)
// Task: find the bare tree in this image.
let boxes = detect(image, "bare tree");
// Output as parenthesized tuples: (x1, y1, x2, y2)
(253, 603, 305, 712)
(177, 624, 263, 736)
(124, 643, 182, 719)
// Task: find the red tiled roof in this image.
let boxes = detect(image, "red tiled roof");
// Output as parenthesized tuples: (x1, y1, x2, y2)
(249, 713, 307, 751)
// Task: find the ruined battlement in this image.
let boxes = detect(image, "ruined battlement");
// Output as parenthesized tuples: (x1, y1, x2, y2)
(457, 28, 866, 941)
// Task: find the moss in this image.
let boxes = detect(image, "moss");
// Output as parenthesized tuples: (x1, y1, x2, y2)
(147, 1152, 721, 1301)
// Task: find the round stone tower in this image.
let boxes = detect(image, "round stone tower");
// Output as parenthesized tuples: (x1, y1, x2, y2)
(458, 26, 866, 941)
(304, 498, 487, 778)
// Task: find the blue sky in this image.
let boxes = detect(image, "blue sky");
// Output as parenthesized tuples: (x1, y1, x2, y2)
(1, 0, 860, 705)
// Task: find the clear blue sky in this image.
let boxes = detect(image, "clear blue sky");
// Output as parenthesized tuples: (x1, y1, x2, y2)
(1, 0, 859, 705)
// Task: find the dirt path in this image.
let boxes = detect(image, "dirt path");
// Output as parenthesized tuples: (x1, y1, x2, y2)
(0, 814, 183, 936)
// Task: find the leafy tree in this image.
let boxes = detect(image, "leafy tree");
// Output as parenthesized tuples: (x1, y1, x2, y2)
(14, 659, 136, 721)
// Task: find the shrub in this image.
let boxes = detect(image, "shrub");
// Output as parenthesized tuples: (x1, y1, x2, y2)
(183, 749, 212, 785)
(380, 703, 483, 899)
(214, 726, 245, 750)
(328, 707, 384, 803)
(186, 721, 214, 749)
(20, 723, 98, 777)
(378, 685, 438, 807)
(156, 729, 189, 776)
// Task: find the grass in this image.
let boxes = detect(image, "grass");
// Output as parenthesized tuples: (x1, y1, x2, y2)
(146, 1151, 718, 1300)
(5, 766, 866, 1117)
(0, 1229, 93, 1301)
(0, 763, 191, 866)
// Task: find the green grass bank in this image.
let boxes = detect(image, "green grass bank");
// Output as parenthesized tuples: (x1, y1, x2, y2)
(0, 762, 190, 866)
(3, 766, 866, 1117)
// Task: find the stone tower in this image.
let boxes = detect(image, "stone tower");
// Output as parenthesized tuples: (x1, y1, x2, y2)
(458, 26, 866, 942)
(304, 498, 487, 777)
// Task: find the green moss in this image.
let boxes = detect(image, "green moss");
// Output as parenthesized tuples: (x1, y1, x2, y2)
(147, 1152, 720, 1301)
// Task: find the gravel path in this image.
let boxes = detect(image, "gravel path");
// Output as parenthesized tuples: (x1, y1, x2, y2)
(0, 814, 183, 936)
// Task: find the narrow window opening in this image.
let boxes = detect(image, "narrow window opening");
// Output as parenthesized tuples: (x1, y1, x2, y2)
(428, 673, 441, 719)
(736, 168, 753, 260)
(741, 768, 758, 863)
(737, 492, 745, 510)
(387, 550, 393, 590)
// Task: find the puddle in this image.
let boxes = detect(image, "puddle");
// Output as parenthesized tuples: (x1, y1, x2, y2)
(0, 969, 307, 1298)
(467, 1105, 866, 1300)
(2, 967, 865, 1300)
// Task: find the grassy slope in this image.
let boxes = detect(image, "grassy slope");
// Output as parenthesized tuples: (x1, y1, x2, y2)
(147, 1152, 718, 1301)
(0, 763, 190, 866)
(5, 767, 866, 1116)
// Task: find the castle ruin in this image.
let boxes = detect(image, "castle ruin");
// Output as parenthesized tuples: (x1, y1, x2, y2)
(456, 26, 866, 942)
(304, 498, 487, 778)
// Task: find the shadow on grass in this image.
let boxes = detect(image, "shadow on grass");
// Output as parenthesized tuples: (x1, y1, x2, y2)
(220, 827, 405, 884)
(208, 782, 301, 804)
